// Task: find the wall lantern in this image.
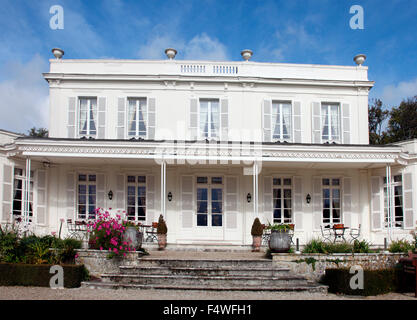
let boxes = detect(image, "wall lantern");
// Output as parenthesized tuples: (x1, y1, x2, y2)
(306, 194, 311, 204)
(108, 190, 113, 200)
(247, 193, 252, 203)
(168, 192, 173, 202)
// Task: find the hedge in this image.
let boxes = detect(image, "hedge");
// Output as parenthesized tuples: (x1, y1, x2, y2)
(0, 263, 89, 288)
(321, 266, 415, 296)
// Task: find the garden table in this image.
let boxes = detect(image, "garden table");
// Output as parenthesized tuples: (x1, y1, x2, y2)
(332, 226, 349, 243)
(141, 224, 158, 242)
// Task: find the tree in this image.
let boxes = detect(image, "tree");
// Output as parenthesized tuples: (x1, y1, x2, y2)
(28, 127, 49, 138)
(368, 98, 389, 144)
(386, 96, 417, 143)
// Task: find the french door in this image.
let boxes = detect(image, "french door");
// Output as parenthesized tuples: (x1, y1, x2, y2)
(196, 176, 223, 227)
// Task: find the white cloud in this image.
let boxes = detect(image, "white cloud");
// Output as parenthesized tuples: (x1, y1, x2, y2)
(137, 33, 228, 61)
(381, 77, 417, 107)
(0, 55, 49, 134)
(183, 33, 228, 61)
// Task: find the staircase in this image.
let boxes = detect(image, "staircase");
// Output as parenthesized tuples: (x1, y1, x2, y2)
(81, 255, 327, 293)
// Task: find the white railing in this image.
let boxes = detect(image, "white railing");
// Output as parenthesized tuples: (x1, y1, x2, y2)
(180, 64, 238, 75)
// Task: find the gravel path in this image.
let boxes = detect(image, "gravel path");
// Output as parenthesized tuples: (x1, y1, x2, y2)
(0, 286, 415, 300)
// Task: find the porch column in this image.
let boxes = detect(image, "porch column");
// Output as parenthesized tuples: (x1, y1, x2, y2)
(161, 160, 166, 216)
(24, 157, 31, 224)
(386, 164, 393, 241)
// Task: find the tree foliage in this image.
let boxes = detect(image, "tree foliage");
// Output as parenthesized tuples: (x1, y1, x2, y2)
(27, 127, 48, 138)
(368, 96, 417, 144)
(368, 99, 389, 145)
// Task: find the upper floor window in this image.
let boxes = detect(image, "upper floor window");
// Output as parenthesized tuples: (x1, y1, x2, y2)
(272, 101, 292, 142)
(383, 175, 403, 228)
(79, 98, 97, 137)
(128, 98, 147, 138)
(321, 103, 340, 143)
(200, 99, 220, 139)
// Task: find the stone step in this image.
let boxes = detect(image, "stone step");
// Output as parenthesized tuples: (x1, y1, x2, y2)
(119, 265, 290, 277)
(100, 273, 310, 287)
(138, 258, 273, 269)
(81, 281, 328, 293)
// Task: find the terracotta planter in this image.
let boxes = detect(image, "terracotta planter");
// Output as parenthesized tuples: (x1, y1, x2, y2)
(157, 234, 167, 250)
(252, 235, 262, 252)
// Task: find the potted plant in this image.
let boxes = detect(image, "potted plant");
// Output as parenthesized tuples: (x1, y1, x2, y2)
(267, 223, 292, 253)
(156, 215, 168, 250)
(251, 218, 263, 252)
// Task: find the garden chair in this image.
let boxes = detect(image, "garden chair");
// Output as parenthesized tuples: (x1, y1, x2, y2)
(349, 224, 361, 243)
(320, 225, 333, 242)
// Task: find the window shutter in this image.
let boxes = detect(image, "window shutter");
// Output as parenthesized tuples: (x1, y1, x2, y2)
(96, 174, 105, 210)
(293, 101, 302, 143)
(221, 99, 229, 141)
(148, 98, 156, 140)
(225, 176, 238, 229)
(312, 102, 321, 143)
(146, 175, 155, 224)
(342, 103, 351, 144)
(343, 177, 352, 228)
(262, 99, 272, 142)
(371, 176, 382, 231)
(67, 97, 76, 138)
(115, 174, 125, 211)
(312, 176, 322, 230)
(403, 173, 414, 229)
(2, 164, 13, 221)
(189, 98, 198, 140)
(117, 98, 125, 139)
(66, 172, 76, 220)
(35, 170, 47, 225)
(293, 176, 303, 230)
(263, 176, 272, 223)
(97, 97, 106, 139)
(181, 176, 194, 228)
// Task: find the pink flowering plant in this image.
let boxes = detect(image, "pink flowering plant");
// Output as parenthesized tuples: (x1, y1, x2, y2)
(87, 208, 135, 258)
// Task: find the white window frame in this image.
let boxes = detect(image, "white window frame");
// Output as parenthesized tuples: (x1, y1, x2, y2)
(321, 177, 342, 227)
(271, 101, 293, 142)
(383, 174, 404, 229)
(271, 177, 293, 224)
(321, 102, 341, 143)
(195, 175, 224, 227)
(199, 99, 220, 140)
(127, 97, 148, 139)
(78, 97, 98, 138)
(12, 168, 34, 222)
(126, 175, 147, 221)
(77, 173, 97, 220)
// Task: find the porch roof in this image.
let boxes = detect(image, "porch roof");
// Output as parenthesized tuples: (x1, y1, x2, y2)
(10, 137, 407, 169)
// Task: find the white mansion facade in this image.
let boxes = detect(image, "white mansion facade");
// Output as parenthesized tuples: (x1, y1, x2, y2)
(0, 49, 416, 246)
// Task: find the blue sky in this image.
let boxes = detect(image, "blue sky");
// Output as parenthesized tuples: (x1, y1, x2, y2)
(0, 0, 416, 133)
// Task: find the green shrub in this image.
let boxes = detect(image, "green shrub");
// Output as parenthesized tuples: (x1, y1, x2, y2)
(389, 239, 414, 253)
(302, 239, 328, 254)
(303, 239, 373, 254)
(0, 263, 89, 288)
(251, 218, 263, 236)
(325, 242, 353, 254)
(157, 215, 168, 234)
